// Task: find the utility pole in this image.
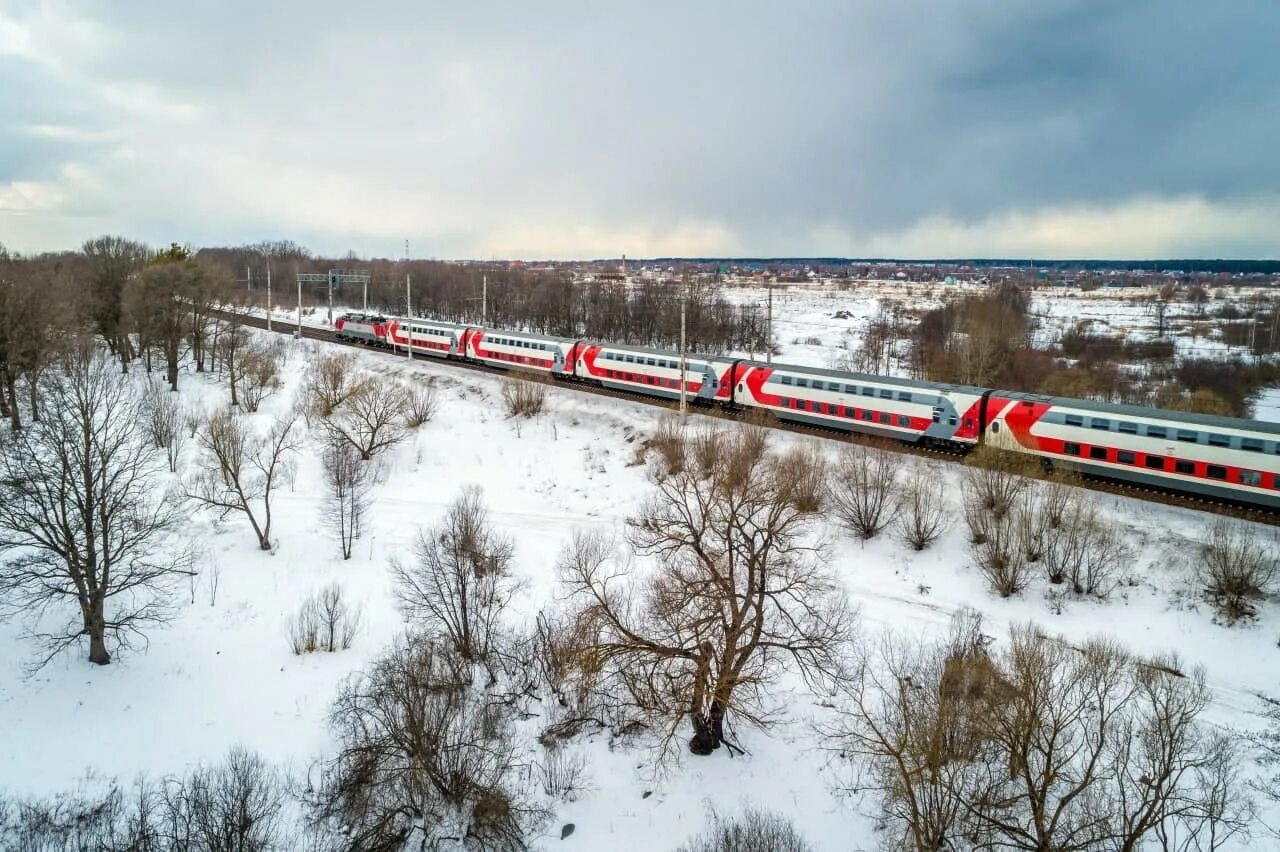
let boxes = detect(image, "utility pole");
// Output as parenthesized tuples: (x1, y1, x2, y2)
(679, 279, 688, 420)
(362, 276, 368, 312)
(766, 281, 773, 363)
(1155, 298, 1166, 339)
(246, 264, 252, 292)
(406, 273, 412, 361)
(265, 254, 272, 332)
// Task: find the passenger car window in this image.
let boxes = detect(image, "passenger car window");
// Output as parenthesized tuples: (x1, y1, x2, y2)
(1118, 422, 1138, 434)
(1091, 418, 1110, 430)
(1147, 426, 1167, 439)
(1065, 414, 1083, 426)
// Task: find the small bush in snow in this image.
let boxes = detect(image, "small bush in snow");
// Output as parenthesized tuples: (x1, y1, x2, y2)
(962, 445, 1037, 520)
(288, 583, 362, 655)
(501, 373, 547, 418)
(895, 466, 949, 551)
(537, 747, 589, 801)
(1200, 518, 1277, 622)
(831, 442, 900, 540)
(404, 380, 438, 427)
(677, 808, 814, 852)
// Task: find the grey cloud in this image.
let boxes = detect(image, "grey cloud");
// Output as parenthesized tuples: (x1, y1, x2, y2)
(0, 0, 1277, 257)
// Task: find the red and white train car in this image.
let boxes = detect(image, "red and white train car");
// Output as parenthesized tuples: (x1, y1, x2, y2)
(724, 361, 987, 446)
(574, 343, 725, 400)
(984, 391, 1280, 508)
(386, 318, 470, 357)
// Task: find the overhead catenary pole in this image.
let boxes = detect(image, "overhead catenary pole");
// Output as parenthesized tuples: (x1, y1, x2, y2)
(482, 274, 487, 324)
(679, 280, 688, 420)
(297, 275, 303, 339)
(406, 273, 412, 361)
(766, 281, 773, 364)
(265, 257, 272, 332)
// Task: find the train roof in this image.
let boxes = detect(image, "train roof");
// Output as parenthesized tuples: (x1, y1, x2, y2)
(993, 389, 1280, 435)
(746, 359, 991, 396)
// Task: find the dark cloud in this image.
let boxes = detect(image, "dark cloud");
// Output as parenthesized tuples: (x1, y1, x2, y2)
(1, 0, 1277, 257)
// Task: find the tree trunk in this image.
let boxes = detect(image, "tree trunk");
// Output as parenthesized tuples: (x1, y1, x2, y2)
(5, 371, 20, 431)
(87, 600, 111, 665)
(26, 372, 38, 422)
(167, 360, 178, 392)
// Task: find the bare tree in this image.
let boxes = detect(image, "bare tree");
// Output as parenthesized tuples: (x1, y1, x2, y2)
(313, 636, 545, 850)
(560, 426, 853, 757)
(1199, 518, 1277, 622)
(0, 347, 192, 666)
(321, 437, 373, 560)
(237, 342, 282, 414)
(895, 464, 950, 551)
(829, 442, 901, 540)
(827, 616, 1251, 851)
(188, 408, 299, 551)
(321, 375, 408, 460)
(305, 351, 367, 419)
(392, 486, 517, 665)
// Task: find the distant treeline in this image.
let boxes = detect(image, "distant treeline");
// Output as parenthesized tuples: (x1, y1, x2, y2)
(638, 257, 1280, 275)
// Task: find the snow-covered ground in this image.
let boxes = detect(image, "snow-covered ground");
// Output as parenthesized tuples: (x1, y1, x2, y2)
(1, 326, 1277, 849)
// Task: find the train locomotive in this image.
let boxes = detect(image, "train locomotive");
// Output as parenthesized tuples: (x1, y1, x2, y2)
(334, 312, 1280, 511)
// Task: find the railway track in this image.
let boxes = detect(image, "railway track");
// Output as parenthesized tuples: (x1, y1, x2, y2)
(234, 311, 1280, 528)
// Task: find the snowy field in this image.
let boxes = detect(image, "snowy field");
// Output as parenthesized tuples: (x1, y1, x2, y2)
(1, 325, 1278, 849)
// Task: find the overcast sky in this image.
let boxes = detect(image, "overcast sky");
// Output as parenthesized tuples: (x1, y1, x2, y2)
(2, 1, 1278, 259)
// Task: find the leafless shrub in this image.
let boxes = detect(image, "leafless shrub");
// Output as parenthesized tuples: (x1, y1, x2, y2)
(895, 464, 950, 551)
(1041, 496, 1131, 598)
(320, 375, 408, 461)
(970, 513, 1031, 597)
(392, 486, 517, 666)
(306, 352, 367, 419)
(1039, 468, 1083, 528)
(321, 437, 372, 560)
(647, 416, 687, 476)
(536, 748, 589, 802)
(501, 372, 547, 419)
(0, 747, 291, 850)
(825, 618, 1250, 852)
(1200, 518, 1278, 622)
(143, 381, 186, 472)
(963, 492, 995, 545)
(312, 636, 545, 850)
(404, 380, 438, 427)
(962, 445, 1036, 520)
(677, 807, 814, 852)
(183, 402, 205, 438)
(238, 344, 282, 413)
(156, 746, 290, 850)
(287, 582, 362, 655)
(830, 442, 900, 540)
